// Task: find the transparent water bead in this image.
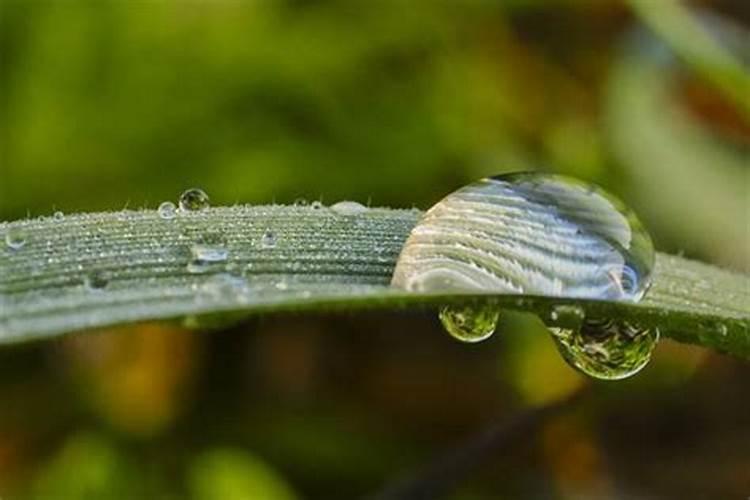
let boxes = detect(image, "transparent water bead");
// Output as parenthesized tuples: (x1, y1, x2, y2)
(158, 201, 177, 220)
(549, 319, 659, 380)
(330, 201, 368, 216)
(5, 227, 27, 250)
(53, 211, 65, 221)
(392, 172, 655, 301)
(84, 271, 110, 291)
(260, 230, 277, 249)
(439, 305, 499, 343)
(187, 244, 229, 274)
(191, 244, 229, 263)
(179, 188, 210, 211)
(199, 273, 252, 302)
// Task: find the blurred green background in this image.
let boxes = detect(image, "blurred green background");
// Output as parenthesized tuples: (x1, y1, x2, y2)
(0, 0, 748, 499)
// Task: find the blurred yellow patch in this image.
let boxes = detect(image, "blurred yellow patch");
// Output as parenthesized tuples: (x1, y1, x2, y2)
(32, 432, 139, 499)
(503, 316, 586, 406)
(189, 449, 298, 500)
(61, 323, 199, 436)
(541, 414, 612, 499)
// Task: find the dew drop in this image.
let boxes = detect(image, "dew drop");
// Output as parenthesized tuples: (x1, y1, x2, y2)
(392, 172, 655, 302)
(179, 188, 210, 211)
(549, 318, 659, 380)
(260, 230, 277, 249)
(548, 304, 585, 328)
(5, 227, 27, 250)
(293, 198, 309, 207)
(275, 280, 289, 291)
(330, 200, 368, 216)
(311, 201, 324, 210)
(158, 201, 177, 220)
(438, 304, 499, 343)
(187, 244, 229, 273)
(53, 211, 64, 221)
(191, 244, 228, 262)
(84, 271, 109, 291)
(199, 273, 251, 301)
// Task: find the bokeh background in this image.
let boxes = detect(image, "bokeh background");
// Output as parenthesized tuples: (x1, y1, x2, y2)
(1, 0, 748, 499)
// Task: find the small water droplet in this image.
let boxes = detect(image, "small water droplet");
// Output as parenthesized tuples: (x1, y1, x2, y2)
(179, 188, 210, 211)
(717, 323, 728, 337)
(158, 201, 177, 220)
(293, 198, 308, 207)
(53, 211, 64, 221)
(85, 271, 109, 291)
(5, 227, 26, 250)
(191, 244, 228, 262)
(187, 244, 229, 273)
(549, 318, 659, 380)
(438, 304, 499, 343)
(392, 172, 655, 302)
(260, 230, 277, 249)
(275, 280, 289, 291)
(311, 201, 324, 210)
(199, 273, 251, 301)
(330, 200, 368, 216)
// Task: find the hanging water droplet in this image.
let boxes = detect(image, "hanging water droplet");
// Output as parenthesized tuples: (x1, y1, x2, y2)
(5, 227, 27, 250)
(260, 230, 277, 249)
(438, 304, 499, 343)
(179, 188, 210, 211)
(548, 304, 585, 328)
(158, 201, 177, 220)
(330, 200, 368, 216)
(549, 319, 659, 380)
(53, 211, 64, 221)
(392, 172, 655, 302)
(84, 270, 109, 291)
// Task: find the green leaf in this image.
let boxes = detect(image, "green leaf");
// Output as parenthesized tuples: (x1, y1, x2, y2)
(1, 207, 748, 358)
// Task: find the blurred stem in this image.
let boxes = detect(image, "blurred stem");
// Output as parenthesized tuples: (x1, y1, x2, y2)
(628, 0, 750, 118)
(368, 389, 588, 500)
(1, 207, 748, 357)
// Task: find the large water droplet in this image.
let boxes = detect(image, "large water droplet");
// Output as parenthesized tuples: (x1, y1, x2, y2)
(5, 227, 27, 250)
(179, 188, 210, 211)
(330, 200, 368, 216)
(439, 304, 499, 343)
(158, 201, 177, 219)
(549, 319, 659, 380)
(392, 172, 655, 301)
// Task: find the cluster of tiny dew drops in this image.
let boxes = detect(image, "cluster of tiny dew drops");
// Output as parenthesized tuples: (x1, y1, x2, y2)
(162, 189, 371, 295)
